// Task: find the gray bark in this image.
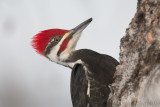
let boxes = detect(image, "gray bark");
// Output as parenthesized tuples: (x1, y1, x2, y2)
(107, 0, 160, 107)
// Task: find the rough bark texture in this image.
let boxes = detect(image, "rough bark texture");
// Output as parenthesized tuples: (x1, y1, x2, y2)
(107, 0, 160, 107)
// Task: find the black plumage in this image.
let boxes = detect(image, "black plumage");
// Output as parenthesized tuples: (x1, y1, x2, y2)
(68, 49, 119, 107)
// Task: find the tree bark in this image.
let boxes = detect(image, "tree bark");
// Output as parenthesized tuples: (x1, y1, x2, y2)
(107, 0, 160, 107)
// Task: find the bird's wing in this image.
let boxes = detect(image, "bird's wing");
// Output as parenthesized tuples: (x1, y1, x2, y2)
(70, 62, 113, 107)
(70, 64, 90, 107)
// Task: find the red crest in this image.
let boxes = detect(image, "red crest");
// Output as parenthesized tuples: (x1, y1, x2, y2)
(31, 29, 68, 56)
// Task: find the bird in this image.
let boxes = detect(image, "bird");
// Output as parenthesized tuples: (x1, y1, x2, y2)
(31, 18, 119, 107)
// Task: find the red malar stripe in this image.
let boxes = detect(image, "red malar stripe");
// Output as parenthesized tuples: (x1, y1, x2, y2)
(59, 38, 71, 53)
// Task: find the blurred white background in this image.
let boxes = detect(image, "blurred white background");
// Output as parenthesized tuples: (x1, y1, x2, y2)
(0, 0, 137, 107)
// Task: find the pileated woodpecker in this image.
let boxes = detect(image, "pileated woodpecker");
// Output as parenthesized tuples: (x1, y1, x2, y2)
(31, 18, 119, 107)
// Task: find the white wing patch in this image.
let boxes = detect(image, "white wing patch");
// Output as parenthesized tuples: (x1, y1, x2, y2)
(68, 59, 83, 68)
(87, 80, 91, 98)
(69, 60, 91, 98)
(83, 65, 91, 98)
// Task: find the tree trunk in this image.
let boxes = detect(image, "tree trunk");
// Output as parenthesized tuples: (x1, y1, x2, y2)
(107, 0, 160, 107)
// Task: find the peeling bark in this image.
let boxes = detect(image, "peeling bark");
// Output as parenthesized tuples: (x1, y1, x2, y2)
(107, 0, 160, 107)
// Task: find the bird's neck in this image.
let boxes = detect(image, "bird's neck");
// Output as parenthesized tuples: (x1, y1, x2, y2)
(58, 50, 81, 68)
(57, 49, 100, 69)
(58, 49, 97, 69)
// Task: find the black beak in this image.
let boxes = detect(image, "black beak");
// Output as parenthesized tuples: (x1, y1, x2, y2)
(67, 18, 92, 38)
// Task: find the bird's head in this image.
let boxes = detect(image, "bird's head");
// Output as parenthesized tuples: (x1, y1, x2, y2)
(31, 18, 92, 66)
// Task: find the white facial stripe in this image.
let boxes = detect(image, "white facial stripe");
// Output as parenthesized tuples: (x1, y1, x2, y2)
(68, 32, 82, 50)
(58, 31, 72, 48)
(47, 31, 82, 67)
(47, 31, 72, 62)
(59, 32, 82, 61)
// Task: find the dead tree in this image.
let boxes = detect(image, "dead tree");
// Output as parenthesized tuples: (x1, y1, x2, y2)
(107, 0, 160, 107)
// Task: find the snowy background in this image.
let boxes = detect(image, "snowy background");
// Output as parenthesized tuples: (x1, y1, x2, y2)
(0, 0, 136, 107)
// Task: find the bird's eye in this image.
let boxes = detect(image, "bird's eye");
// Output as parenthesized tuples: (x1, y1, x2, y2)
(54, 38, 59, 42)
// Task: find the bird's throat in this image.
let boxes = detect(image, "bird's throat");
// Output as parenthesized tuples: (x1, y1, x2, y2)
(58, 50, 83, 68)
